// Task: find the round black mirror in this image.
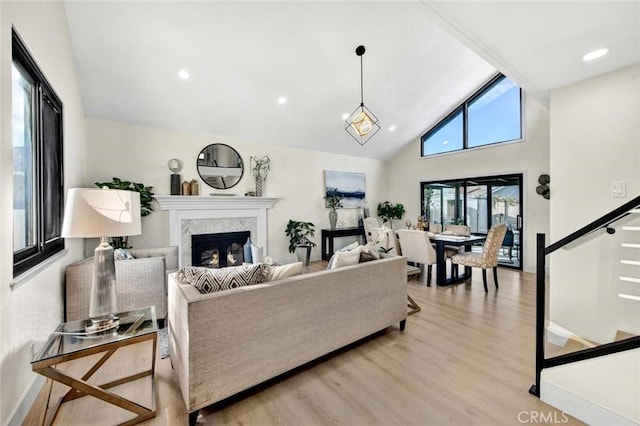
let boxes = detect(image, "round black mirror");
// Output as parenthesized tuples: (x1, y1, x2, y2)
(196, 143, 244, 190)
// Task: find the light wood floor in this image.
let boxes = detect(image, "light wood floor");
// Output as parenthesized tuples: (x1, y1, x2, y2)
(25, 263, 584, 425)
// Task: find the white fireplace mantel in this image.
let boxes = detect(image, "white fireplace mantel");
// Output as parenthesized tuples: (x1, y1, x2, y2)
(156, 195, 278, 267)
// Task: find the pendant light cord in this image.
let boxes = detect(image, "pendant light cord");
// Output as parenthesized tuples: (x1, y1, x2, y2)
(360, 55, 364, 106)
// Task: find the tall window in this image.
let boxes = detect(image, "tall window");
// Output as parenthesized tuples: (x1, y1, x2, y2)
(12, 29, 64, 277)
(421, 74, 522, 157)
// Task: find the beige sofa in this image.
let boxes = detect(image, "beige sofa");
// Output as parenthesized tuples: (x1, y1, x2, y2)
(65, 246, 179, 323)
(168, 255, 408, 424)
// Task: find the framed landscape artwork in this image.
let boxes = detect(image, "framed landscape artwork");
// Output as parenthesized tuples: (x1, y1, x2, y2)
(324, 170, 366, 208)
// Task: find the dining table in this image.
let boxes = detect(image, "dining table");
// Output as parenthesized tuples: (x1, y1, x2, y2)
(428, 234, 487, 286)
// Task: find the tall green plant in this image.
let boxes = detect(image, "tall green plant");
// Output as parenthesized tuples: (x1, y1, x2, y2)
(377, 201, 405, 228)
(285, 220, 316, 253)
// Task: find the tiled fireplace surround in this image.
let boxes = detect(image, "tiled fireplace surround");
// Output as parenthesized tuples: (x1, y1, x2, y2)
(156, 196, 278, 268)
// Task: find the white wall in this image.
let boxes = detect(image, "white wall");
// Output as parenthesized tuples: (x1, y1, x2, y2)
(542, 349, 640, 425)
(549, 65, 640, 343)
(84, 118, 389, 261)
(0, 2, 86, 424)
(388, 93, 551, 273)
(544, 64, 640, 425)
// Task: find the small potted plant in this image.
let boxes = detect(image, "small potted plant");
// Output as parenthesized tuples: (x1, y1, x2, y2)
(250, 155, 270, 197)
(285, 220, 316, 266)
(377, 201, 405, 229)
(325, 191, 344, 231)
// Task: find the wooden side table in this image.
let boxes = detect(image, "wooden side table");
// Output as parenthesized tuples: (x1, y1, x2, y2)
(31, 306, 158, 425)
(321, 226, 366, 260)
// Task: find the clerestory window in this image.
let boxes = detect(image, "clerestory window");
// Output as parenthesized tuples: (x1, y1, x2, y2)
(421, 74, 522, 157)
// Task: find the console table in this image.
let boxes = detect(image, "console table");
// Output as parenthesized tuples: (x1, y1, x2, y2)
(321, 227, 365, 260)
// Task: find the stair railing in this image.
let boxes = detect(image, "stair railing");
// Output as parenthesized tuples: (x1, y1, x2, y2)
(529, 194, 640, 397)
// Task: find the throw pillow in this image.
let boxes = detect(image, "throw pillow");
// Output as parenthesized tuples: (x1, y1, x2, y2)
(339, 241, 360, 252)
(329, 246, 362, 269)
(326, 241, 363, 269)
(361, 243, 381, 259)
(266, 262, 303, 282)
(176, 264, 269, 294)
(114, 248, 135, 260)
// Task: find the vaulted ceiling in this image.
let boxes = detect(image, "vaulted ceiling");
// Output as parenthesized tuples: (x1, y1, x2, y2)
(64, 1, 639, 161)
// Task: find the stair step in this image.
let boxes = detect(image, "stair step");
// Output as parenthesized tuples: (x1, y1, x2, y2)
(622, 226, 640, 231)
(619, 293, 640, 301)
(621, 243, 640, 248)
(620, 259, 640, 266)
(615, 330, 635, 341)
(556, 334, 598, 356)
(619, 276, 640, 283)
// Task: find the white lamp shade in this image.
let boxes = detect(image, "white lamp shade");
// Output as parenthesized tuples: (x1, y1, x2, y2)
(61, 188, 142, 238)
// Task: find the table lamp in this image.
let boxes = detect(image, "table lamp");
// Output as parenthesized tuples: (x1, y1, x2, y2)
(61, 188, 141, 332)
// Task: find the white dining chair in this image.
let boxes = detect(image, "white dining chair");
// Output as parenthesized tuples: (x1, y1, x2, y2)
(396, 229, 437, 286)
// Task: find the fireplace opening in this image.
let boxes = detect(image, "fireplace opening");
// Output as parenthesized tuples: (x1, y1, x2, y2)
(192, 231, 251, 268)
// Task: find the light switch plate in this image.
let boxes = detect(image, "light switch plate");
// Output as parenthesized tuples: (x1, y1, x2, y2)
(612, 181, 626, 198)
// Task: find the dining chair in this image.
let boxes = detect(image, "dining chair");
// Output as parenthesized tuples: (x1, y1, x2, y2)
(443, 224, 472, 257)
(501, 227, 515, 260)
(450, 223, 508, 292)
(396, 229, 437, 286)
(443, 224, 470, 236)
(363, 217, 380, 244)
(429, 223, 442, 234)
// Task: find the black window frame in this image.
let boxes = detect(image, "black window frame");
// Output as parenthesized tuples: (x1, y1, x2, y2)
(12, 29, 64, 277)
(421, 73, 522, 157)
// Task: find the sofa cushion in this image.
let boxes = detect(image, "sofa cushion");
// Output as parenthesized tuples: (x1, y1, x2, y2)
(176, 264, 269, 294)
(266, 262, 303, 282)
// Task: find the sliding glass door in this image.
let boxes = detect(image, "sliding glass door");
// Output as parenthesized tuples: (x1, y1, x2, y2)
(421, 174, 523, 269)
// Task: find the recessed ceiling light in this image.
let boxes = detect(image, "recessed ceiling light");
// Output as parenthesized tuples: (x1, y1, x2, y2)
(342, 113, 349, 120)
(389, 125, 396, 132)
(178, 69, 190, 80)
(443, 140, 449, 145)
(277, 97, 286, 105)
(582, 48, 609, 62)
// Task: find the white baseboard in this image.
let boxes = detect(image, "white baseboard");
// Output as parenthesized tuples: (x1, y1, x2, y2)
(541, 380, 636, 426)
(8, 375, 45, 426)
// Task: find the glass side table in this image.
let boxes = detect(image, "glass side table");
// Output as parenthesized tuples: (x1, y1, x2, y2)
(31, 306, 158, 426)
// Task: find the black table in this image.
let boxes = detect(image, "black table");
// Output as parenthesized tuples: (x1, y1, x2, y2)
(321, 227, 365, 261)
(429, 235, 487, 286)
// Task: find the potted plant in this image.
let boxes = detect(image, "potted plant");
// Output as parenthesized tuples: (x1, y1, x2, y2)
(250, 155, 270, 196)
(325, 191, 343, 231)
(285, 220, 316, 266)
(94, 177, 155, 248)
(377, 201, 405, 229)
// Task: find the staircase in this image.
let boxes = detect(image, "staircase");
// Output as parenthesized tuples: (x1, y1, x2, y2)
(530, 195, 640, 425)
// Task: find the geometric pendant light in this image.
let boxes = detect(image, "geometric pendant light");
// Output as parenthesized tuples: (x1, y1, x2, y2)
(345, 45, 380, 146)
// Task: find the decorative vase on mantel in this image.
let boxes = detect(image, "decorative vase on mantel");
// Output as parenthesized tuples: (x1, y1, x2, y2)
(329, 210, 338, 231)
(255, 175, 264, 197)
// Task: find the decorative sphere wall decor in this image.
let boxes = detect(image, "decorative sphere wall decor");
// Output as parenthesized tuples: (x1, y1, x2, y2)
(536, 174, 550, 199)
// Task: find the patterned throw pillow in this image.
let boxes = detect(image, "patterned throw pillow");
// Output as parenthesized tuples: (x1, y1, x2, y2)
(176, 264, 269, 294)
